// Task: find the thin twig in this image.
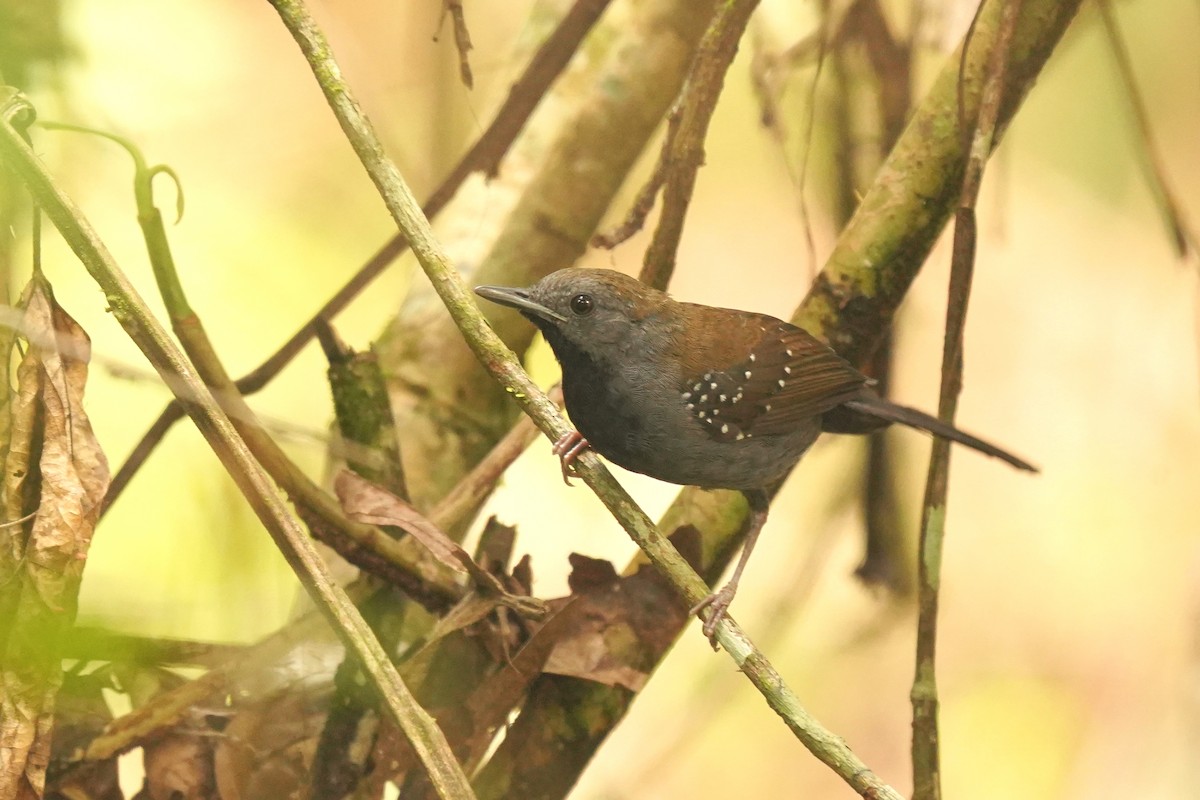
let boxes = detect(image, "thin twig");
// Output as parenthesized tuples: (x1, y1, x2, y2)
(0, 93, 475, 800)
(1096, 0, 1198, 259)
(590, 105, 681, 252)
(264, 3, 902, 795)
(99, 0, 614, 513)
(592, 0, 763, 278)
(639, 0, 763, 289)
(911, 2, 1022, 798)
(434, 0, 474, 89)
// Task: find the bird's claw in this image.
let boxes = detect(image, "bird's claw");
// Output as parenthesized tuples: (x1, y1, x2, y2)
(551, 430, 590, 486)
(690, 584, 736, 649)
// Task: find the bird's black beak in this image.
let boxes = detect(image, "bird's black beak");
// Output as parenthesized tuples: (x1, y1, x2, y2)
(474, 285, 568, 324)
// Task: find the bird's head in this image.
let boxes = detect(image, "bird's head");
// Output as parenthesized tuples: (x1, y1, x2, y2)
(475, 268, 672, 359)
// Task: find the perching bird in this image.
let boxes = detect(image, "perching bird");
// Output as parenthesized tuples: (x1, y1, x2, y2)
(476, 268, 1035, 642)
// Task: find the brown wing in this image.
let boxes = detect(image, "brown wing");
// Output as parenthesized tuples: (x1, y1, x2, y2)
(677, 305, 868, 442)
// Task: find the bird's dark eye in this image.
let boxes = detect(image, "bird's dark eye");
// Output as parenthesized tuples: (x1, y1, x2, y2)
(570, 294, 594, 315)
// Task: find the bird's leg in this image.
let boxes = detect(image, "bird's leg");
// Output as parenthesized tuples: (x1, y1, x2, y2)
(551, 430, 590, 485)
(690, 489, 770, 648)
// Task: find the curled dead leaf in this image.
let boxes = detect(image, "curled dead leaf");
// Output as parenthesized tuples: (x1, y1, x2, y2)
(334, 470, 545, 619)
(0, 275, 110, 800)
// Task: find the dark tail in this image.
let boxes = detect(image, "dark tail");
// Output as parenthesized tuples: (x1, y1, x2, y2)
(837, 396, 1038, 473)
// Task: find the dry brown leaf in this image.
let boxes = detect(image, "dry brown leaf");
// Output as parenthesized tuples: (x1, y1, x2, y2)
(0, 276, 110, 799)
(539, 551, 696, 692)
(334, 469, 469, 577)
(335, 471, 546, 620)
(541, 614, 648, 692)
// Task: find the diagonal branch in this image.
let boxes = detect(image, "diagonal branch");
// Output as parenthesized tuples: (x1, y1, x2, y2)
(263, 2, 903, 796)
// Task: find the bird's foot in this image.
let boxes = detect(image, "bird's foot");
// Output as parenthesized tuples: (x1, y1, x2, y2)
(551, 430, 590, 485)
(690, 583, 738, 650)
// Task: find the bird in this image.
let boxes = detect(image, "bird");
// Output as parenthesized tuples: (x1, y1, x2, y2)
(475, 267, 1036, 644)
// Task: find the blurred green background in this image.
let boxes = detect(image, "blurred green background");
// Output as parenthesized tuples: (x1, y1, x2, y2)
(4, 0, 1199, 798)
